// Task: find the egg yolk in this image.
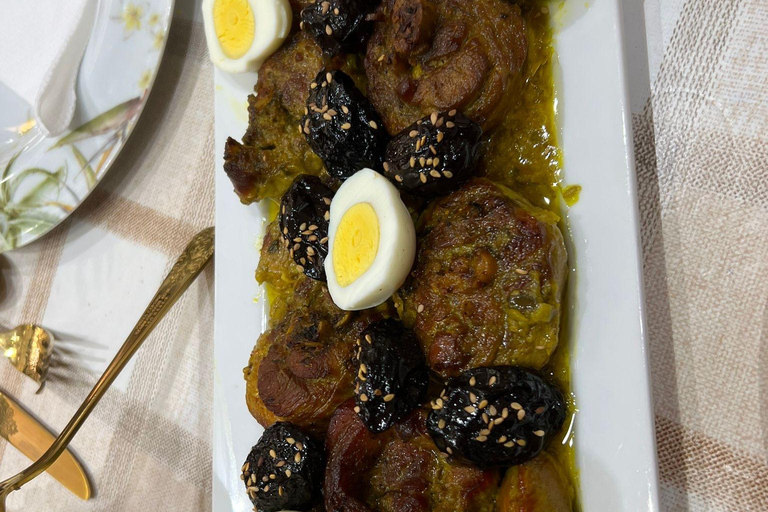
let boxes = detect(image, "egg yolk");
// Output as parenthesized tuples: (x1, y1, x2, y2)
(333, 203, 380, 287)
(213, 0, 255, 59)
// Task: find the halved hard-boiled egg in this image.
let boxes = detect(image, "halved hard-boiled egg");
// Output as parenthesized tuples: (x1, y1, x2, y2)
(202, 0, 291, 73)
(325, 169, 416, 311)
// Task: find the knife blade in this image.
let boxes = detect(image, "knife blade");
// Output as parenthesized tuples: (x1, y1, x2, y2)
(0, 391, 91, 500)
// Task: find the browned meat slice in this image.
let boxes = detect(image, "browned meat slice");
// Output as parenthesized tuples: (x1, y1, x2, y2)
(497, 453, 574, 512)
(244, 275, 380, 434)
(364, 0, 527, 134)
(325, 401, 499, 512)
(223, 31, 368, 203)
(397, 179, 567, 378)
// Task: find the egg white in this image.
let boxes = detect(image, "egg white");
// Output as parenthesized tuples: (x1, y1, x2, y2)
(202, 0, 292, 73)
(325, 169, 416, 311)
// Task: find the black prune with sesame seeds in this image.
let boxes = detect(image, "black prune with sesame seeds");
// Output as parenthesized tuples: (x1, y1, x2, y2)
(300, 0, 376, 56)
(426, 366, 566, 468)
(383, 110, 483, 196)
(300, 69, 388, 180)
(241, 422, 325, 512)
(353, 318, 429, 434)
(279, 175, 334, 281)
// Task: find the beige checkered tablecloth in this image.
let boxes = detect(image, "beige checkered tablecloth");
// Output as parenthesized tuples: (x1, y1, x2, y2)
(0, 0, 765, 510)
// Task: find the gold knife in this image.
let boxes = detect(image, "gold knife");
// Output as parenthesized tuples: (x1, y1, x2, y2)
(0, 391, 91, 500)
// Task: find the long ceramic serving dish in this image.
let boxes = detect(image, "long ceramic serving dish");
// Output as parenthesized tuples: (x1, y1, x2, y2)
(212, 0, 660, 510)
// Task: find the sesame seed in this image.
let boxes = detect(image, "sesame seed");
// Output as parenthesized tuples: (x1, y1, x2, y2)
(326, 109, 337, 117)
(515, 268, 528, 275)
(504, 441, 515, 448)
(293, 243, 301, 251)
(429, 145, 437, 155)
(420, 173, 427, 183)
(279, 486, 284, 496)
(443, 170, 453, 178)
(480, 429, 490, 436)
(264, 485, 270, 492)
(469, 392, 477, 403)
(243, 462, 250, 472)
(295, 452, 301, 463)
(517, 439, 527, 446)
(287, 437, 295, 444)
(269, 449, 277, 458)
(285, 469, 292, 477)
(449, 109, 457, 116)
(377, 54, 385, 62)
(511, 402, 522, 410)
(464, 405, 475, 413)
(361, 363, 367, 373)
(430, 112, 438, 124)
(300, 21, 305, 30)
(478, 399, 488, 409)
(437, 132, 444, 142)
(297, 264, 304, 272)
(435, 117, 444, 127)
(269, 474, 276, 480)
(354, 406, 360, 413)
(489, 376, 497, 386)
(297, 442, 304, 450)
(409, 157, 415, 167)
(323, 197, 332, 205)
(360, 394, 368, 402)
(262, 476, 269, 482)
(310, 82, 317, 89)
(409, 130, 418, 137)
(498, 436, 508, 443)
(334, 7, 339, 14)
(518, 409, 526, 420)
(308, 235, 317, 242)
(395, 175, 403, 182)
(247, 486, 257, 493)
(469, 376, 476, 386)
(438, 419, 446, 429)
(320, 237, 329, 244)
(240, 474, 245, 481)
(365, 334, 372, 343)
(436, 398, 444, 408)
(341, 122, 351, 130)
(384, 393, 395, 402)
(494, 417, 504, 425)
(383, 161, 390, 171)
(489, 405, 497, 415)
(304, 126, 310, 134)
(502, 408, 509, 418)
(534, 430, 545, 437)
(324, 211, 330, 220)
(446, 121, 455, 128)
(369, 120, 378, 129)
(476, 435, 487, 442)
(321, 1, 329, 14)
(326, 25, 333, 35)
(374, 389, 382, 396)
(417, 304, 425, 313)
(277, 460, 286, 467)
(415, 139, 422, 151)
(341, 105, 349, 114)
(482, 412, 489, 423)
(446, 447, 453, 454)
(536, 406, 546, 414)
(300, 258, 306, 265)
(323, 113, 332, 121)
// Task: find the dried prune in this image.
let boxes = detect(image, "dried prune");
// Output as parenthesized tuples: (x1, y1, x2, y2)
(426, 366, 566, 468)
(300, 69, 388, 179)
(382, 110, 482, 196)
(300, 0, 375, 56)
(279, 175, 334, 281)
(353, 318, 428, 433)
(241, 422, 325, 512)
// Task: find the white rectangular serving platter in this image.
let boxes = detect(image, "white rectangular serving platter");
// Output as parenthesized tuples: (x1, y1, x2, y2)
(212, 0, 660, 510)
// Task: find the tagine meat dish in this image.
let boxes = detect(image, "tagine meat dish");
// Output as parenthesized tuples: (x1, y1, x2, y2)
(227, 0, 578, 511)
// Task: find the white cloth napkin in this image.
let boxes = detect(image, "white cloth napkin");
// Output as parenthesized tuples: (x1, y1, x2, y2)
(0, 0, 96, 136)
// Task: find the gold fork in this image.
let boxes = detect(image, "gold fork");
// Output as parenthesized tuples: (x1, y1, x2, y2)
(0, 227, 214, 510)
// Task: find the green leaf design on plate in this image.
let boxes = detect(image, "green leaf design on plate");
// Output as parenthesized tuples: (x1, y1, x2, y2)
(71, 145, 97, 189)
(49, 96, 143, 149)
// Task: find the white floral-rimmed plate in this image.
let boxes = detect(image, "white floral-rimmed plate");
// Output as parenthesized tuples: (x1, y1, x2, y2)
(0, 0, 174, 251)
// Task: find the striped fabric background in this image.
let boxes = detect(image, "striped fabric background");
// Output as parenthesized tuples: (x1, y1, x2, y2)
(0, 0, 765, 510)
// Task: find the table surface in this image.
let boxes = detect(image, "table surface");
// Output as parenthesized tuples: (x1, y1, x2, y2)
(0, 0, 765, 510)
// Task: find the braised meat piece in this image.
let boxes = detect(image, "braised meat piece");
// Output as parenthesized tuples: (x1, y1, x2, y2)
(325, 401, 499, 512)
(397, 179, 567, 378)
(364, 0, 527, 134)
(223, 31, 365, 203)
(244, 278, 380, 434)
(496, 453, 575, 512)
